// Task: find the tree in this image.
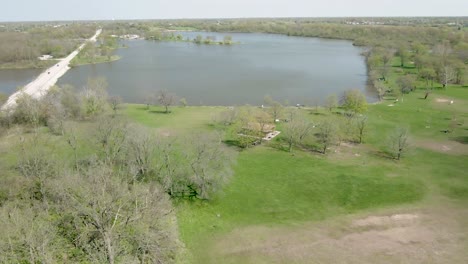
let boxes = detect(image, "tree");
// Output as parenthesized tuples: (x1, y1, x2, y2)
(397, 75, 416, 94)
(124, 124, 157, 182)
(0, 204, 58, 263)
(157, 90, 176, 113)
(12, 93, 41, 127)
(317, 120, 337, 154)
(374, 80, 387, 101)
(81, 77, 109, 117)
(182, 133, 235, 199)
(18, 136, 58, 210)
(355, 115, 368, 144)
(55, 165, 177, 263)
(179, 97, 187, 107)
(108, 96, 122, 117)
(93, 116, 128, 165)
(264, 95, 283, 123)
(397, 45, 410, 67)
(223, 35, 233, 45)
(194, 35, 203, 44)
(217, 107, 238, 126)
(231, 107, 261, 148)
(254, 110, 272, 139)
(325, 94, 338, 112)
(419, 67, 436, 89)
(282, 114, 313, 152)
(388, 127, 410, 160)
(437, 64, 455, 88)
(157, 133, 235, 199)
(341, 89, 367, 114)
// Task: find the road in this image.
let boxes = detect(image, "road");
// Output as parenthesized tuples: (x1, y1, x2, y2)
(1, 29, 102, 110)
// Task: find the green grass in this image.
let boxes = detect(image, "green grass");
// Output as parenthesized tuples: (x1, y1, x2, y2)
(70, 55, 121, 67)
(171, 87, 467, 262)
(124, 104, 225, 133)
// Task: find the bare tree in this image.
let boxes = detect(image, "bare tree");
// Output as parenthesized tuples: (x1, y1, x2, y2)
(0, 204, 58, 264)
(124, 125, 157, 182)
(157, 90, 176, 113)
(264, 95, 283, 122)
(108, 96, 122, 117)
(157, 133, 235, 199)
(325, 94, 338, 112)
(81, 77, 109, 117)
(55, 165, 177, 264)
(282, 113, 313, 152)
(317, 120, 337, 154)
(389, 127, 410, 160)
(355, 115, 368, 144)
(18, 136, 57, 210)
(183, 133, 235, 199)
(438, 65, 455, 89)
(93, 117, 128, 165)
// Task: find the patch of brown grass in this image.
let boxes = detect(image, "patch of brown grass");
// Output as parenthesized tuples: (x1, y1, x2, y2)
(206, 206, 468, 264)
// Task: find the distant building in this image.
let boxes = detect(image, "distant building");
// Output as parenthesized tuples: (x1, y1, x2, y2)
(38, 55, 53, 60)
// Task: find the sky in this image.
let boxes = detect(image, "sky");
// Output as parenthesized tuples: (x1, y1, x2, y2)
(1, 0, 467, 22)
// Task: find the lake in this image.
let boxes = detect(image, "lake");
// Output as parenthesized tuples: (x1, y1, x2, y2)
(0, 68, 43, 95)
(2, 32, 373, 105)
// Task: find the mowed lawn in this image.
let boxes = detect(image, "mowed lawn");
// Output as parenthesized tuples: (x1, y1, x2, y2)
(124, 87, 468, 263)
(124, 104, 226, 133)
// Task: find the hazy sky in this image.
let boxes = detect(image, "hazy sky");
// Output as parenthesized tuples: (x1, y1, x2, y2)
(1, 0, 467, 21)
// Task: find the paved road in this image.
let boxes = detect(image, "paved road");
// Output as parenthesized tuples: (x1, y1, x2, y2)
(1, 29, 102, 110)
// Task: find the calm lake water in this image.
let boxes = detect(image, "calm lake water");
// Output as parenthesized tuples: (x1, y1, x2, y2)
(2, 32, 373, 105)
(0, 68, 42, 95)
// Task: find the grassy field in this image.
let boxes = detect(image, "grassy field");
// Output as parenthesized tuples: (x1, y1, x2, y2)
(120, 84, 468, 263)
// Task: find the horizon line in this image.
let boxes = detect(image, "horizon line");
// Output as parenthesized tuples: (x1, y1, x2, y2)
(1, 15, 467, 23)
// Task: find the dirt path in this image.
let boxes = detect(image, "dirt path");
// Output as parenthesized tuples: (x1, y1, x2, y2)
(206, 206, 468, 264)
(1, 29, 102, 110)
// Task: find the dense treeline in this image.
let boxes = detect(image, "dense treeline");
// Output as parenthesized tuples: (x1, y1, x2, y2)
(0, 24, 96, 68)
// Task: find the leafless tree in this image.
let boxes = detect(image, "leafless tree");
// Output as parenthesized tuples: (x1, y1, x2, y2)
(264, 95, 283, 122)
(54, 165, 177, 264)
(0, 204, 58, 264)
(317, 120, 337, 154)
(81, 77, 109, 117)
(183, 133, 235, 199)
(282, 114, 313, 152)
(124, 125, 157, 182)
(325, 94, 338, 112)
(108, 96, 122, 117)
(157, 90, 176, 113)
(93, 116, 128, 165)
(355, 115, 368, 144)
(389, 127, 410, 160)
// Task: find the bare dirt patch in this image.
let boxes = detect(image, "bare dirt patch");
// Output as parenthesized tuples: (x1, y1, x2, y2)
(208, 207, 468, 264)
(415, 140, 468, 155)
(435, 98, 450, 103)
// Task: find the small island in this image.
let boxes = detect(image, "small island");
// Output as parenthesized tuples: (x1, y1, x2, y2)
(146, 31, 239, 45)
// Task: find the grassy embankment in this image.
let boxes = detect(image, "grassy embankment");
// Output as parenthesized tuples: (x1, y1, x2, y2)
(121, 58, 467, 263)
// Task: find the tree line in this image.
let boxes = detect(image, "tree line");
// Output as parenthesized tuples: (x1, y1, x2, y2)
(212, 91, 408, 160)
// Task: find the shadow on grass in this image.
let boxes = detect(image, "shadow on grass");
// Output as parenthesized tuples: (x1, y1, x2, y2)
(135, 106, 150, 111)
(149, 110, 171, 114)
(451, 136, 468, 144)
(368, 149, 395, 160)
(309, 111, 326, 116)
